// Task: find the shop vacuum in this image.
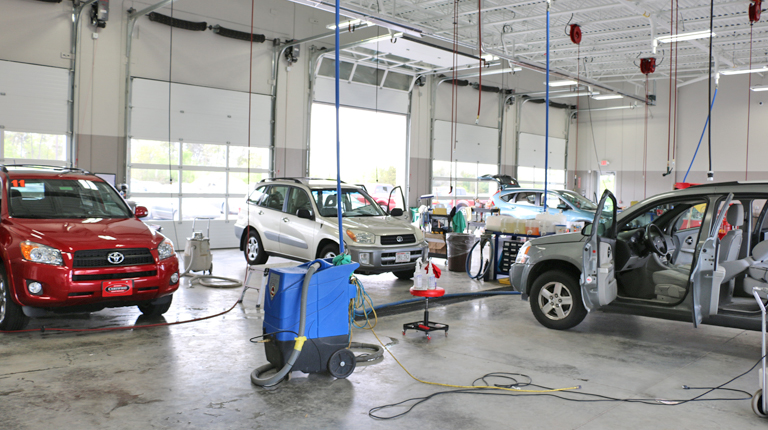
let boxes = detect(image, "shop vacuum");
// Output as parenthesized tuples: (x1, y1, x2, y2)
(250, 258, 360, 387)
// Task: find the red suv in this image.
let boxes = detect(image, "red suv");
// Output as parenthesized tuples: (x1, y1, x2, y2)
(0, 166, 180, 330)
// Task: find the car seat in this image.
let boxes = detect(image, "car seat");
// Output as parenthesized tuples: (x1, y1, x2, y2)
(742, 241, 768, 298)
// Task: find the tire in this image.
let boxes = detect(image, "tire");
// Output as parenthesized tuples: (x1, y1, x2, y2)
(529, 270, 587, 330)
(0, 268, 29, 331)
(137, 295, 173, 317)
(244, 229, 268, 265)
(319, 243, 339, 259)
(394, 268, 415, 280)
(328, 348, 356, 379)
(753, 390, 768, 418)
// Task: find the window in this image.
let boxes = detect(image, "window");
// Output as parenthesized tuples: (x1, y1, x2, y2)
(515, 192, 538, 206)
(248, 186, 268, 206)
(263, 186, 288, 211)
(599, 172, 617, 198)
(3, 131, 67, 163)
(309, 104, 407, 189)
(9, 178, 131, 219)
(286, 188, 313, 216)
(432, 161, 498, 208)
(311, 189, 385, 218)
(500, 193, 516, 203)
(516, 166, 566, 190)
(674, 204, 707, 231)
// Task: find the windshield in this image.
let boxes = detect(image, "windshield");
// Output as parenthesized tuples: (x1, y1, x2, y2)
(312, 188, 386, 217)
(8, 178, 132, 219)
(559, 190, 598, 211)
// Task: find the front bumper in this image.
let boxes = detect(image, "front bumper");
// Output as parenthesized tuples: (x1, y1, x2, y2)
(347, 241, 429, 274)
(509, 262, 533, 299)
(11, 255, 180, 310)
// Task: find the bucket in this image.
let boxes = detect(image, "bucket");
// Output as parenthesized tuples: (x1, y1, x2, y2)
(446, 233, 478, 272)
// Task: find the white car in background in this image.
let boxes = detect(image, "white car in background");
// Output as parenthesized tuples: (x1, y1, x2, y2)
(234, 178, 428, 279)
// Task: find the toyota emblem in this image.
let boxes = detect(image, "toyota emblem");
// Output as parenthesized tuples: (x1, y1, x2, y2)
(107, 252, 125, 265)
(396, 236, 403, 243)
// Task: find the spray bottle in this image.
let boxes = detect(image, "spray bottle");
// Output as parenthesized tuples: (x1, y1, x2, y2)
(426, 258, 437, 290)
(412, 258, 426, 290)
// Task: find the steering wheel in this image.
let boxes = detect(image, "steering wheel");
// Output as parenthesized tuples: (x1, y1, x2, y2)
(645, 223, 670, 258)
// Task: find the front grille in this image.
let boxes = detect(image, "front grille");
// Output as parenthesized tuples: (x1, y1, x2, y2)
(380, 234, 416, 245)
(73, 248, 154, 268)
(72, 270, 158, 282)
(380, 250, 422, 266)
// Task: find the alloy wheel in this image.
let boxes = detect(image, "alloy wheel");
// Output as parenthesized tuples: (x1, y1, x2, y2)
(537, 281, 574, 321)
(247, 237, 260, 261)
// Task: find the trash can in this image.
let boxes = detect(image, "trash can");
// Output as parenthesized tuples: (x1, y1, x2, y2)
(446, 233, 478, 272)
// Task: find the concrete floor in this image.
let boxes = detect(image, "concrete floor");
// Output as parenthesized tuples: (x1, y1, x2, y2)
(2, 249, 767, 429)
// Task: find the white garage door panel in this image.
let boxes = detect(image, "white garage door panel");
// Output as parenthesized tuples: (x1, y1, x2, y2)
(433, 120, 498, 164)
(518, 133, 566, 169)
(314, 76, 409, 115)
(0, 61, 68, 134)
(131, 78, 271, 147)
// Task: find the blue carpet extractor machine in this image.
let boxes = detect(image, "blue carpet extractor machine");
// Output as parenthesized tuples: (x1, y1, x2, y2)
(251, 259, 372, 387)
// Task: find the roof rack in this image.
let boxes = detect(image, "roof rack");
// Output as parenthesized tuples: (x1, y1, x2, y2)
(0, 164, 91, 174)
(258, 177, 347, 185)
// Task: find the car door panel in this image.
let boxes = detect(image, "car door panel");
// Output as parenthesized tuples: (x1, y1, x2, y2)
(672, 229, 698, 266)
(581, 190, 618, 312)
(256, 185, 289, 252)
(279, 187, 318, 260)
(690, 193, 732, 327)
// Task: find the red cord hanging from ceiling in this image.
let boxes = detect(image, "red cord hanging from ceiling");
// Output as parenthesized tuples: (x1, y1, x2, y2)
(672, 0, 679, 169)
(643, 75, 649, 199)
(476, 0, 482, 124)
(746, 0, 760, 179)
(664, 0, 675, 177)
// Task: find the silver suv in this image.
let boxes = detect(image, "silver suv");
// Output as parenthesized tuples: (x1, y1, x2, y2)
(510, 182, 768, 332)
(234, 178, 428, 278)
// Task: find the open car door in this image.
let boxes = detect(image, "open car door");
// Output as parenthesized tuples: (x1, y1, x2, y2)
(689, 193, 732, 327)
(581, 190, 618, 312)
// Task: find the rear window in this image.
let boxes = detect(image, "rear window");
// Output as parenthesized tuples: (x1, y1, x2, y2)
(8, 178, 132, 219)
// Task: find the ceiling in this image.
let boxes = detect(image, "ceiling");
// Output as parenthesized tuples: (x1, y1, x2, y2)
(330, 0, 768, 86)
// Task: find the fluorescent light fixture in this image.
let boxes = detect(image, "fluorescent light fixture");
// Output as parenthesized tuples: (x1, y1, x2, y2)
(481, 53, 499, 62)
(547, 79, 578, 87)
(458, 67, 522, 78)
(750, 85, 768, 92)
(657, 30, 715, 44)
(365, 32, 404, 43)
(721, 66, 768, 76)
(592, 94, 623, 100)
(326, 19, 373, 30)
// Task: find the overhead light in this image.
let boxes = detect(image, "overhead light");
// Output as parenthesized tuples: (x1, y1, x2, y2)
(750, 85, 768, 92)
(547, 79, 578, 87)
(326, 19, 373, 30)
(365, 32, 404, 43)
(657, 30, 715, 44)
(481, 53, 499, 62)
(721, 66, 768, 75)
(592, 94, 623, 100)
(458, 67, 522, 78)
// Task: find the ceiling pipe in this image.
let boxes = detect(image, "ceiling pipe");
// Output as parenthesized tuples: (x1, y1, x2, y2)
(67, 0, 97, 168)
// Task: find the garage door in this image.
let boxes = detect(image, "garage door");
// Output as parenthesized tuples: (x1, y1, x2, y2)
(0, 60, 69, 165)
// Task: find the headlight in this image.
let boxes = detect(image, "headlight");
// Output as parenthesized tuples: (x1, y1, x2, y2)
(158, 238, 175, 260)
(515, 241, 531, 264)
(20, 241, 63, 266)
(346, 229, 375, 244)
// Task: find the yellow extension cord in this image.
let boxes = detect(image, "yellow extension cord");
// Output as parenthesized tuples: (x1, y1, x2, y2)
(348, 276, 579, 395)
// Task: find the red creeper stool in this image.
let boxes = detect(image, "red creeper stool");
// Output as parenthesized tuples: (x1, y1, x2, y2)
(402, 287, 449, 340)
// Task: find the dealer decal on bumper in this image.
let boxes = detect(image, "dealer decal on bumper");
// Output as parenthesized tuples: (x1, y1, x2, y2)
(103, 280, 133, 297)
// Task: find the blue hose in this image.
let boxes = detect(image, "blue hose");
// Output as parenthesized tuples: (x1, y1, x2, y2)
(683, 88, 718, 183)
(354, 291, 521, 317)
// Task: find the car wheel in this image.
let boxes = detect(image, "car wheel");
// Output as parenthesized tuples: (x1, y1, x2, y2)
(244, 229, 268, 265)
(319, 243, 339, 259)
(0, 268, 30, 331)
(529, 270, 587, 330)
(137, 295, 173, 317)
(394, 268, 415, 280)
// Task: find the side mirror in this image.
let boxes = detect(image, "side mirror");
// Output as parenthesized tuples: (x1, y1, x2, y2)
(296, 209, 314, 220)
(557, 203, 569, 211)
(135, 206, 149, 218)
(390, 208, 404, 217)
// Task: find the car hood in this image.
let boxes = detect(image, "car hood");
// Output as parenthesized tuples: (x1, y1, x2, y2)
(324, 216, 417, 235)
(529, 232, 585, 246)
(5, 218, 165, 253)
